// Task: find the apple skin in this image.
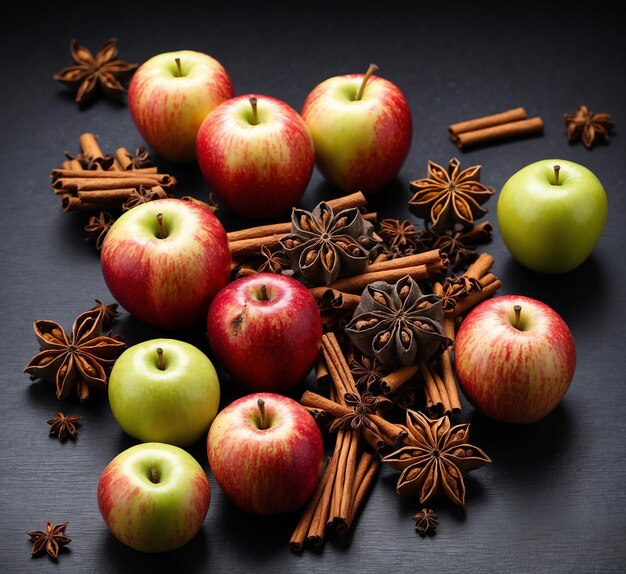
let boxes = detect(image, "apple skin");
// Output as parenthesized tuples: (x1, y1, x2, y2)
(128, 50, 234, 162)
(108, 339, 221, 447)
(454, 295, 577, 424)
(497, 159, 608, 273)
(100, 198, 231, 330)
(195, 94, 314, 219)
(206, 273, 322, 392)
(97, 442, 210, 553)
(301, 70, 412, 194)
(207, 392, 324, 515)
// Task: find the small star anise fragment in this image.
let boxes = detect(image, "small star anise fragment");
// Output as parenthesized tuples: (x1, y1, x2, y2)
(53, 37, 138, 105)
(409, 158, 495, 232)
(563, 104, 615, 149)
(382, 410, 491, 505)
(65, 150, 115, 171)
(89, 299, 120, 328)
(122, 185, 168, 211)
(437, 276, 482, 313)
(124, 146, 153, 169)
(412, 508, 438, 536)
(280, 201, 380, 286)
(350, 354, 390, 394)
(84, 211, 115, 250)
(329, 392, 378, 432)
(378, 218, 433, 252)
(258, 245, 289, 274)
(24, 308, 127, 402)
(47, 412, 81, 440)
(27, 521, 71, 559)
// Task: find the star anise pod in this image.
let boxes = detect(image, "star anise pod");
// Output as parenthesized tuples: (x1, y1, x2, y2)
(124, 145, 153, 169)
(382, 410, 491, 505)
(47, 412, 81, 440)
(345, 275, 449, 369)
(53, 37, 138, 105)
(84, 211, 115, 250)
(329, 392, 378, 432)
(350, 354, 390, 394)
(24, 308, 127, 402)
(412, 508, 439, 536)
(65, 150, 115, 171)
(437, 276, 482, 313)
(409, 158, 495, 232)
(432, 231, 480, 271)
(122, 185, 168, 211)
(27, 521, 71, 559)
(89, 299, 120, 328)
(258, 245, 288, 274)
(280, 201, 380, 285)
(563, 104, 615, 149)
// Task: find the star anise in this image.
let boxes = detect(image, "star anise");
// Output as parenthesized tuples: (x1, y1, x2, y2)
(89, 299, 120, 328)
(65, 150, 115, 171)
(432, 231, 479, 271)
(27, 521, 71, 559)
(124, 145, 153, 169)
(382, 410, 491, 505)
(329, 392, 378, 432)
(437, 276, 482, 313)
(280, 201, 380, 285)
(345, 275, 449, 369)
(258, 245, 289, 274)
(84, 211, 115, 250)
(122, 185, 168, 211)
(563, 104, 615, 149)
(350, 354, 390, 394)
(412, 508, 439, 536)
(24, 308, 127, 402)
(409, 158, 495, 233)
(47, 412, 81, 440)
(53, 38, 138, 105)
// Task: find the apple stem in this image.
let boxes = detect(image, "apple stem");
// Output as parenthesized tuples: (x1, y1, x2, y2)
(354, 63, 379, 101)
(553, 164, 561, 185)
(156, 213, 166, 239)
(257, 398, 268, 430)
(149, 468, 160, 484)
(513, 304, 522, 330)
(156, 347, 165, 370)
(249, 96, 258, 126)
(259, 284, 269, 301)
(174, 57, 182, 77)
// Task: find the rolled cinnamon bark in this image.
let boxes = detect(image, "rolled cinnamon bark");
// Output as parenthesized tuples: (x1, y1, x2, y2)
(449, 107, 527, 136)
(452, 117, 544, 149)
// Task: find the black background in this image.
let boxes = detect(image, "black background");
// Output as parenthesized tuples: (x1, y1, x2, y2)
(1, 1, 625, 573)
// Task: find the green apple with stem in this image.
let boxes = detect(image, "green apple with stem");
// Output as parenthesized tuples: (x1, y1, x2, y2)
(97, 442, 210, 553)
(301, 63, 412, 194)
(108, 338, 220, 447)
(497, 159, 608, 273)
(128, 50, 234, 162)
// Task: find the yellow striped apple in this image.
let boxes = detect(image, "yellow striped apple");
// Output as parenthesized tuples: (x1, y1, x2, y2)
(195, 94, 314, 219)
(97, 442, 210, 553)
(301, 64, 412, 195)
(207, 393, 324, 515)
(128, 50, 234, 162)
(454, 295, 577, 423)
(100, 198, 231, 330)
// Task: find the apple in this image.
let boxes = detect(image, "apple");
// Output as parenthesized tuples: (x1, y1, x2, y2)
(97, 442, 210, 553)
(196, 94, 314, 219)
(108, 338, 220, 447)
(100, 197, 231, 330)
(301, 63, 412, 195)
(207, 393, 324, 515)
(128, 50, 234, 162)
(206, 272, 322, 392)
(497, 159, 608, 273)
(454, 295, 577, 424)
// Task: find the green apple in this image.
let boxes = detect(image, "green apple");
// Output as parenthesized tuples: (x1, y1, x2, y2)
(97, 442, 210, 553)
(497, 159, 608, 273)
(108, 338, 220, 447)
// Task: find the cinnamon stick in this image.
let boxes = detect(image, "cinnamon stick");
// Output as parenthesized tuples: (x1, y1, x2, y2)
(438, 351, 462, 413)
(449, 107, 528, 137)
(452, 117, 544, 149)
(79, 132, 104, 159)
(465, 252, 494, 280)
(454, 275, 501, 316)
(346, 453, 379, 529)
(52, 169, 171, 182)
(380, 365, 419, 395)
(54, 175, 174, 192)
(420, 362, 443, 415)
(306, 456, 338, 547)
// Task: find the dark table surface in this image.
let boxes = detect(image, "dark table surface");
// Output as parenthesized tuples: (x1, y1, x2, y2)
(1, 1, 625, 573)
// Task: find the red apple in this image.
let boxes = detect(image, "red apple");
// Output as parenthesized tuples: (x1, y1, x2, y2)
(101, 198, 231, 330)
(128, 50, 234, 162)
(301, 63, 412, 194)
(206, 272, 322, 392)
(207, 393, 324, 515)
(454, 295, 577, 423)
(196, 94, 314, 219)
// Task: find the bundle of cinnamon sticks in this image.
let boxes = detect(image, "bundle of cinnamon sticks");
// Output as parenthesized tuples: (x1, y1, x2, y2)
(51, 133, 177, 212)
